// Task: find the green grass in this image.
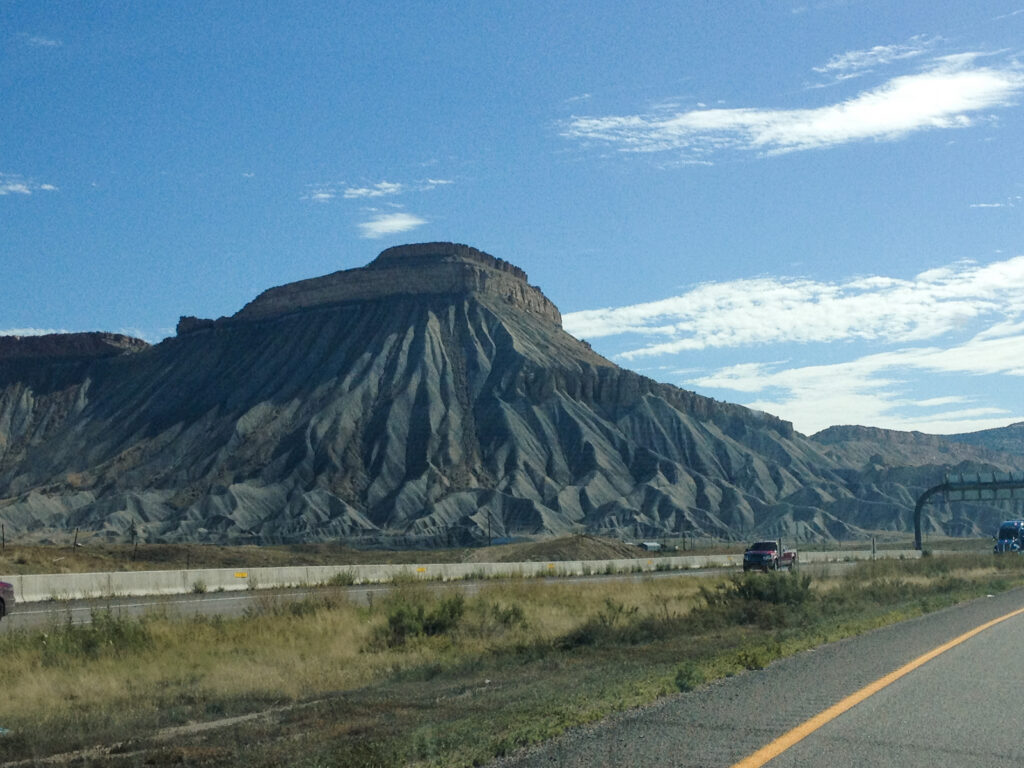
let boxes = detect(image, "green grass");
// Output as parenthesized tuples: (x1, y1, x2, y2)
(2, 554, 1023, 766)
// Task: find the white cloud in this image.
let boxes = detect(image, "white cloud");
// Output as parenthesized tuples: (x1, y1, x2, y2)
(689, 330, 1024, 435)
(563, 53, 1024, 159)
(19, 34, 62, 47)
(0, 182, 31, 195)
(344, 181, 404, 199)
(304, 177, 453, 203)
(0, 173, 58, 196)
(564, 256, 1024, 359)
(813, 36, 936, 75)
(302, 189, 335, 202)
(358, 212, 427, 239)
(568, 255, 1024, 434)
(969, 195, 1020, 209)
(0, 327, 67, 337)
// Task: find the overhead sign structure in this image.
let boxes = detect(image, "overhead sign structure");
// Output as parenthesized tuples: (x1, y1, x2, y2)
(914, 472, 1024, 550)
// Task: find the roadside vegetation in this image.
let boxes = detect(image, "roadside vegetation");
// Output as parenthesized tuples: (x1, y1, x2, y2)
(1, 552, 1019, 767)
(0, 533, 972, 576)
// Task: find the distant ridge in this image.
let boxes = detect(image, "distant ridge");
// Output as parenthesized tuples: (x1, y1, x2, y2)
(945, 422, 1024, 457)
(0, 332, 148, 360)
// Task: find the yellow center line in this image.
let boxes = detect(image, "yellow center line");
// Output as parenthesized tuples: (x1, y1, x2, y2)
(731, 604, 1024, 768)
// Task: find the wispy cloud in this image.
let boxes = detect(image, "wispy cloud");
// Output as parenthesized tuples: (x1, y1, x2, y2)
(358, 212, 427, 239)
(565, 256, 1024, 358)
(813, 36, 936, 77)
(689, 330, 1024, 435)
(343, 181, 404, 199)
(0, 173, 58, 196)
(0, 327, 67, 337)
(19, 33, 62, 47)
(303, 177, 452, 204)
(969, 195, 1021, 208)
(564, 255, 1024, 434)
(563, 52, 1024, 159)
(302, 188, 335, 203)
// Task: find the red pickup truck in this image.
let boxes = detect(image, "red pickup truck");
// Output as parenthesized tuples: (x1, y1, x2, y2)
(0, 580, 14, 620)
(742, 540, 798, 572)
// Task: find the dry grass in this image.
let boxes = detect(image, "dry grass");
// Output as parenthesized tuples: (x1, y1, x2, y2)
(1, 554, 1022, 766)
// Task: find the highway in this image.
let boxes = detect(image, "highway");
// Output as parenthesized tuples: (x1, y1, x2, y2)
(0, 567, 737, 633)
(492, 587, 1024, 767)
(4, 566, 1020, 765)
(0, 562, 860, 634)
(743, 604, 1024, 767)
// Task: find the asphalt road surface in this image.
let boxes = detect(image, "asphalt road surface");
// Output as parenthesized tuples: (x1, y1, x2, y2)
(492, 587, 1024, 767)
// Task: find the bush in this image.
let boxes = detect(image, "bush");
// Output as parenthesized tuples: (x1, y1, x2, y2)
(488, 601, 527, 628)
(374, 593, 466, 648)
(326, 570, 356, 587)
(693, 572, 815, 630)
(557, 598, 643, 649)
(39, 610, 152, 666)
(674, 661, 705, 692)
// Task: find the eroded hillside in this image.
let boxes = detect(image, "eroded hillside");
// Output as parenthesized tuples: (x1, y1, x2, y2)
(2, 243, 1021, 545)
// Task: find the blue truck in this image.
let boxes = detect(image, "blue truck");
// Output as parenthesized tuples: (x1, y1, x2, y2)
(0, 580, 13, 621)
(993, 520, 1024, 553)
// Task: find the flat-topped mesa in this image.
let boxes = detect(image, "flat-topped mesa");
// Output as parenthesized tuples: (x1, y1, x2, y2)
(229, 242, 562, 327)
(0, 332, 149, 360)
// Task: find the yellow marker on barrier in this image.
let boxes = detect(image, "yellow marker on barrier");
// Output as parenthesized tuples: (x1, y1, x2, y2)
(234, 572, 248, 579)
(416, 567, 426, 573)
(548, 563, 555, 569)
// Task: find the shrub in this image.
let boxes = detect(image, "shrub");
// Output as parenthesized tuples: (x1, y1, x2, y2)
(557, 598, 643, 649)
(39, 610, 152, 666)
(373, 593, 466, 648)
(489, 601, 527, 628)
(674, 661, 705, 692)
(693, 572, 815, 630)
(326, 570, 356, 587)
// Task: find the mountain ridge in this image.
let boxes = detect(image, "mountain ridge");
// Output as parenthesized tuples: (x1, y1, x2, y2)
(1, 244, 1021, 545)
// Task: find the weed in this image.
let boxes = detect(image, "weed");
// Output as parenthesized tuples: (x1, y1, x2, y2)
(674, 660, 705, 692)
(326, 569, 356, 587)
(38, 610, 152, 666)
(694, 571, 815, 630)
(371, 592, 466, 648)
(191, 579, 207, 594)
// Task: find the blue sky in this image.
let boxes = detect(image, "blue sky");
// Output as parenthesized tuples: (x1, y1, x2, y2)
(3, 1, 1023, 436)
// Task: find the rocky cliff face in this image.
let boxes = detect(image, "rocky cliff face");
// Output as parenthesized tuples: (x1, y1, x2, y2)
(181, 242, 562, 332)
(945, 422, 1024, 457)
(1, 244, 1021, 545)
(0, 332, 148, 360)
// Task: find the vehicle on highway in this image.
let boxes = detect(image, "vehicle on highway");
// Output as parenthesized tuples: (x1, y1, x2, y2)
(0, 580, 14, 620)
(742, 540, 797, 571)
(993, 520, 1024, 553)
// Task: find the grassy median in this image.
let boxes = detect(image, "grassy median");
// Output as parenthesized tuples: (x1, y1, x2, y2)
(1, 552, 1021, 766)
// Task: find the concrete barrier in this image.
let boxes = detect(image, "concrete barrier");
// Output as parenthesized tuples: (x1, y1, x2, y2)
(0, 548, 921, 603)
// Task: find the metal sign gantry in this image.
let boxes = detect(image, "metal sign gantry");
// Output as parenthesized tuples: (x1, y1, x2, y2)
(914, 472, 1024, 550)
